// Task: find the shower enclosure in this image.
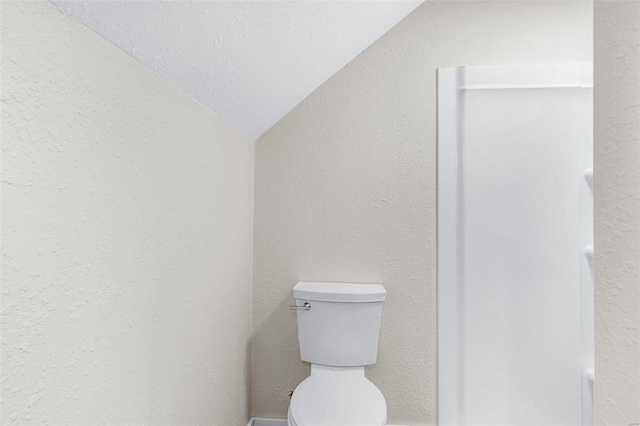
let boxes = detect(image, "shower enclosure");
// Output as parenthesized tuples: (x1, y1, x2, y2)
(437, 64, 593, 426)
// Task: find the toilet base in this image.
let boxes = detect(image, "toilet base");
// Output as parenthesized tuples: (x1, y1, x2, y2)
(286, 364, 386, 426)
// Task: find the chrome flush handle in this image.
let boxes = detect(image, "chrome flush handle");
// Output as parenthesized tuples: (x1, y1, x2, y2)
(289, 302, 311, 310)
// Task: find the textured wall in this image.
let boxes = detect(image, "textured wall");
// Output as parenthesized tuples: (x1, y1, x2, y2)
(1, 2, 254, 424)
(252, 1, 592, 423)
(594, 1, 640, 424)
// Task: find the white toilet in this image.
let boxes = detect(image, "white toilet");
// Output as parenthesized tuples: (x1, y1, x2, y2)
(288, 282, 387, 426)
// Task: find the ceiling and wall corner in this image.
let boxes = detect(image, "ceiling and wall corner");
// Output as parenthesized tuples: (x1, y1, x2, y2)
(52, 0, 423, 140)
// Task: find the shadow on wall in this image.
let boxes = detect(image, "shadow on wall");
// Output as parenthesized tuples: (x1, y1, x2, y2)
(252, 291, 306, 416)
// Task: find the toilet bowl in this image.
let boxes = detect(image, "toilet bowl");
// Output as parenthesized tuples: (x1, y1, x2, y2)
(287, 365, 387, 426)
(288, 282, 388, 426)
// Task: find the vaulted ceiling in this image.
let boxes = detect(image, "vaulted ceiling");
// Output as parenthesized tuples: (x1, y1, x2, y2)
(53, 1, 422, 139)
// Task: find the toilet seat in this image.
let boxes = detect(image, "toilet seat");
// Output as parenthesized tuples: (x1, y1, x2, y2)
(288, 370, 387, 426)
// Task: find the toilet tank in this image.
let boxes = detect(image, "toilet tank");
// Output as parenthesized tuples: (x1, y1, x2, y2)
(293, 282, 387, 367)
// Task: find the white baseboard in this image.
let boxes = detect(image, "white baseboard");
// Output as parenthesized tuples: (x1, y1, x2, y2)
(248, 418, 406, 426)
(249, 418, 287, 426)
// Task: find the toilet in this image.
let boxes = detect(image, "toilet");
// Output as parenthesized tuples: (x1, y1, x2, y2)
(288, 282, 387, 426)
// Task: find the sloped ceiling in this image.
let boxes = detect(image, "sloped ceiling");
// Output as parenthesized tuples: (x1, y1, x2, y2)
(53, 1, 423, 139)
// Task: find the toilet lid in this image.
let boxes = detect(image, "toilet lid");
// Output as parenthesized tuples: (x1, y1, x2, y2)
(290, 372, 387, 426)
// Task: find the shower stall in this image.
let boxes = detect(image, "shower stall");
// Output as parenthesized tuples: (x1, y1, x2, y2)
(437, 64, 593, 426)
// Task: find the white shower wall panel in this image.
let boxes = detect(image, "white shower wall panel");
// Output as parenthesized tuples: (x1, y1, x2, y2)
(438, 64, 593, 426)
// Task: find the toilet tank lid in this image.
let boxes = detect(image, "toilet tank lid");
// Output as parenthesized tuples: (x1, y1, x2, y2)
(293, 282, 386, 303)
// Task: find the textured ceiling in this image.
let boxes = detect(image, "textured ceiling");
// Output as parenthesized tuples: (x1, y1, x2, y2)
(53, 1, 423, 139)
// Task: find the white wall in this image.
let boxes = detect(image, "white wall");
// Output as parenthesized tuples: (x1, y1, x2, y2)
(252, 1, 592, 423)
(594, 1, 640, 424)
(1, 2, 254, 424)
